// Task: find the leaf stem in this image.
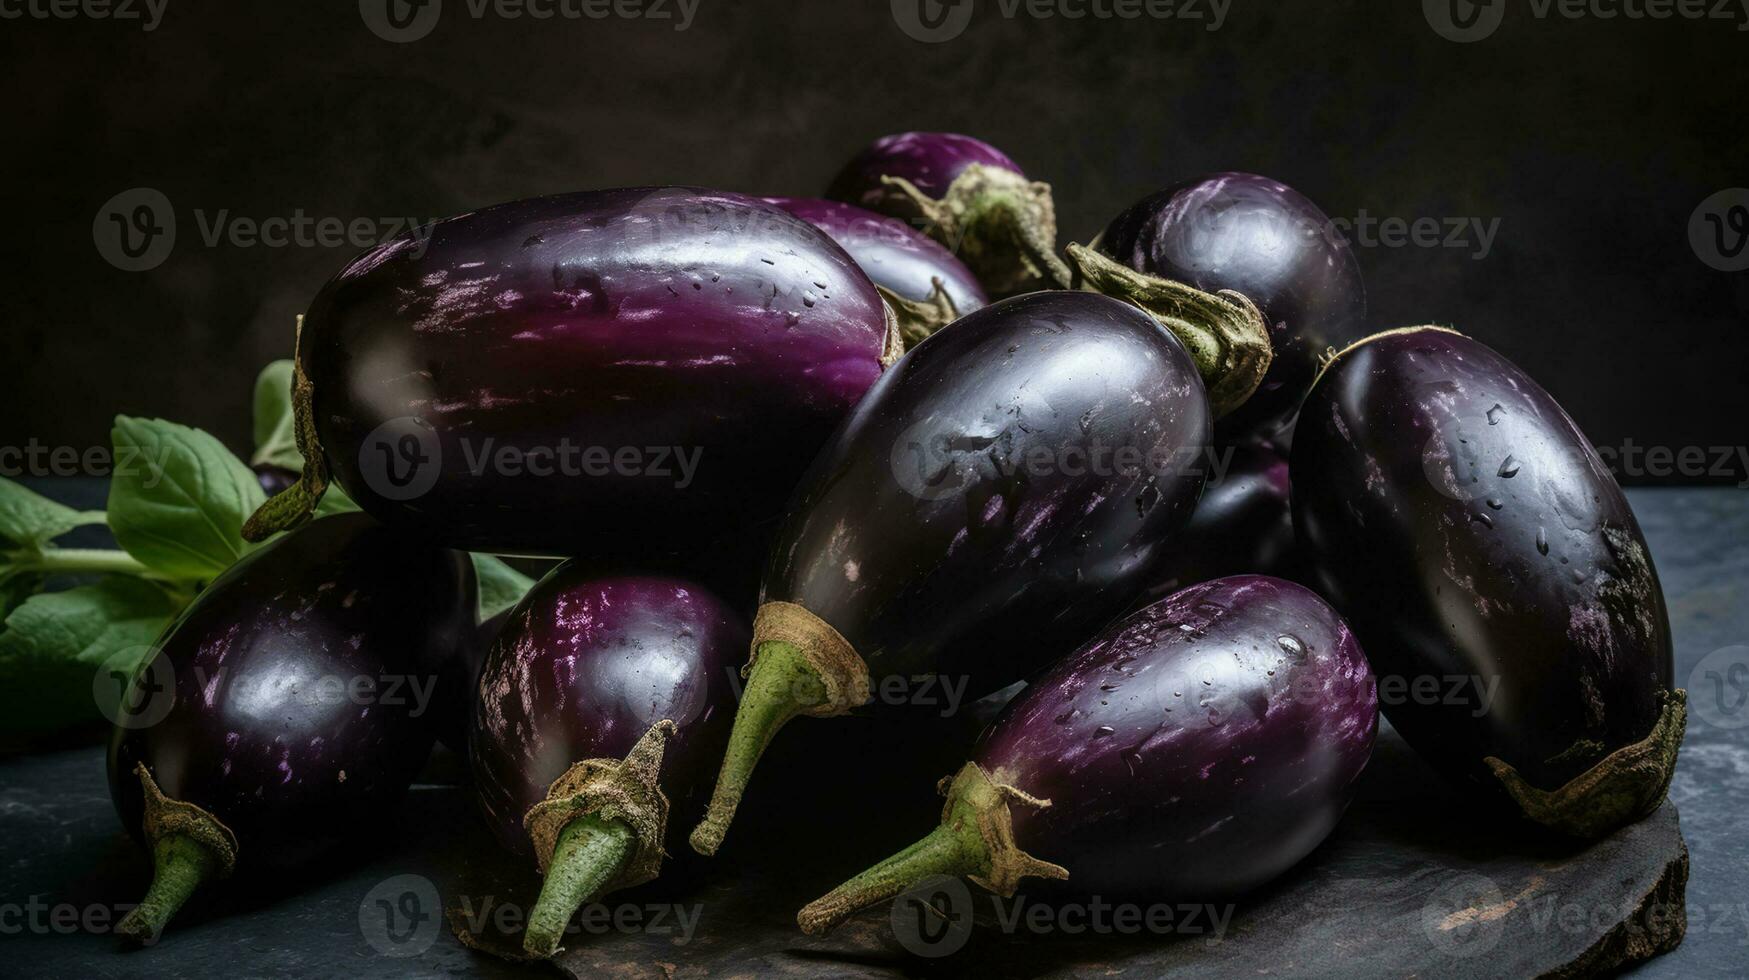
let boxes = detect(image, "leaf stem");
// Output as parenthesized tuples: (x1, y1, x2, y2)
(18, 547, 166, 579)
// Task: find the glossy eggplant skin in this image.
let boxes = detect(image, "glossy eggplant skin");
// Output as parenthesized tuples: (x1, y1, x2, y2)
(764, 197, 987, 316)
(470, 569, 744, 858)
(302, 188, 894, 561)
(1098, 173, 1367, 445)
(1138, 444, 1298, 604)
(1291, 328, 1673, 793)
(763, 290, 1211, 697)
(107, 513, 475, 870)
(977, 575, 1376, 899)
(826, 132, 1022, 206)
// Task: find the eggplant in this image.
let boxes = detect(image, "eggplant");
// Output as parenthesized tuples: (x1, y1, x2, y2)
(106, 513, 475, 943)
(765, 196, 987, 344)
(688, 290, 1214, 855)
(243, 188, 903, 574)
(251, 463, 297, 497)
(798, 575, 1377, 933)
(470, 569, 743, 957)
(1292, 326, 1684, 837)
(1137, 443, 1299, 604)
(1071, 172, 1366, 440)
(825, 132, 1071, 297)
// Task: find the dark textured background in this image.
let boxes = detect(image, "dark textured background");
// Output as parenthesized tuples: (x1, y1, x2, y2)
(1, 1, 1745, 482)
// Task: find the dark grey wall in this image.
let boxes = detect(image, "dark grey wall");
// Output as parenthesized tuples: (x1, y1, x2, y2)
(2, 1, 1745, 483)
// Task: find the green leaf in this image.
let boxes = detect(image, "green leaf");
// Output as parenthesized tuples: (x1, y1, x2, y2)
(0, 576, 181, 738)
(0, 572, 43, 620)
(0, 478, 104, 551)
(107, 417, 267, 582)
(251, 359, 303, 470)
(473, 554, 537, 623)
(313, 482, 362, 520)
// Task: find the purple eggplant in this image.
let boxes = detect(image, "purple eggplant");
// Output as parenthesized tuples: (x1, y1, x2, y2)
(243, 188, 902, 573)
(251, 463, 297, 497)
(826, 132, 1070, 297)
(687, 290, 1214, 856)
(1072, 172, 1366, 439)
(1137, 444, 1298, 604)
(470, 569, 743, 957)
(798, 575, 1377, 933)
(1292, 326, 1684, 837)
(765, 196, 987, 343)
(106, 513, 475, 943)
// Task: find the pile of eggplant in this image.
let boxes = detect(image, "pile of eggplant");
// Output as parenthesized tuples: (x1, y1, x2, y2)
(96, 131, 1682, 958)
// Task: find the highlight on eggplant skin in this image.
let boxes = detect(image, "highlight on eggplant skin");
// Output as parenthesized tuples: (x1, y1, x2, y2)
(797, 575, 1377, 935)
(249, 187, 898, 569)
(469, 568, 743, 956)
(1092, 172, 1368, 446)
(1291, 326, 1684, 838)
(106, 513, 475, 944)
(687, 290, 1213, 856)
(768, 290, 1212, 689)
(469, 570, 742, 859)
(763, 196, 987, 329)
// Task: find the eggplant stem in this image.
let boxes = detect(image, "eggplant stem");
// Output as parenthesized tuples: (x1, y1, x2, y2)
(798, 823, 979, 936)
(882, 165, 1070, 297)
(879, 280, 961, 348)
(1066, 243, 1274, 419)
(797, 763, 1066, 935)
(688, 640, 824, 856)
(1487, 688, 1687, 838)
(242, 316, 327, 542)
(116, 832, 220, 945)
(522, 814, 637, 958)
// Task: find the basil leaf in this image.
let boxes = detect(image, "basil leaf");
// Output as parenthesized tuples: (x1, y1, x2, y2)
(314, 482, 362, 519)
(0, 575, 181, 737)
(251, 359, 302, 470)
(107, 416, 266, 582)
(0, 572, 43, 620)
(473, 554, 537, 623)
(0, 477, 104, 551)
